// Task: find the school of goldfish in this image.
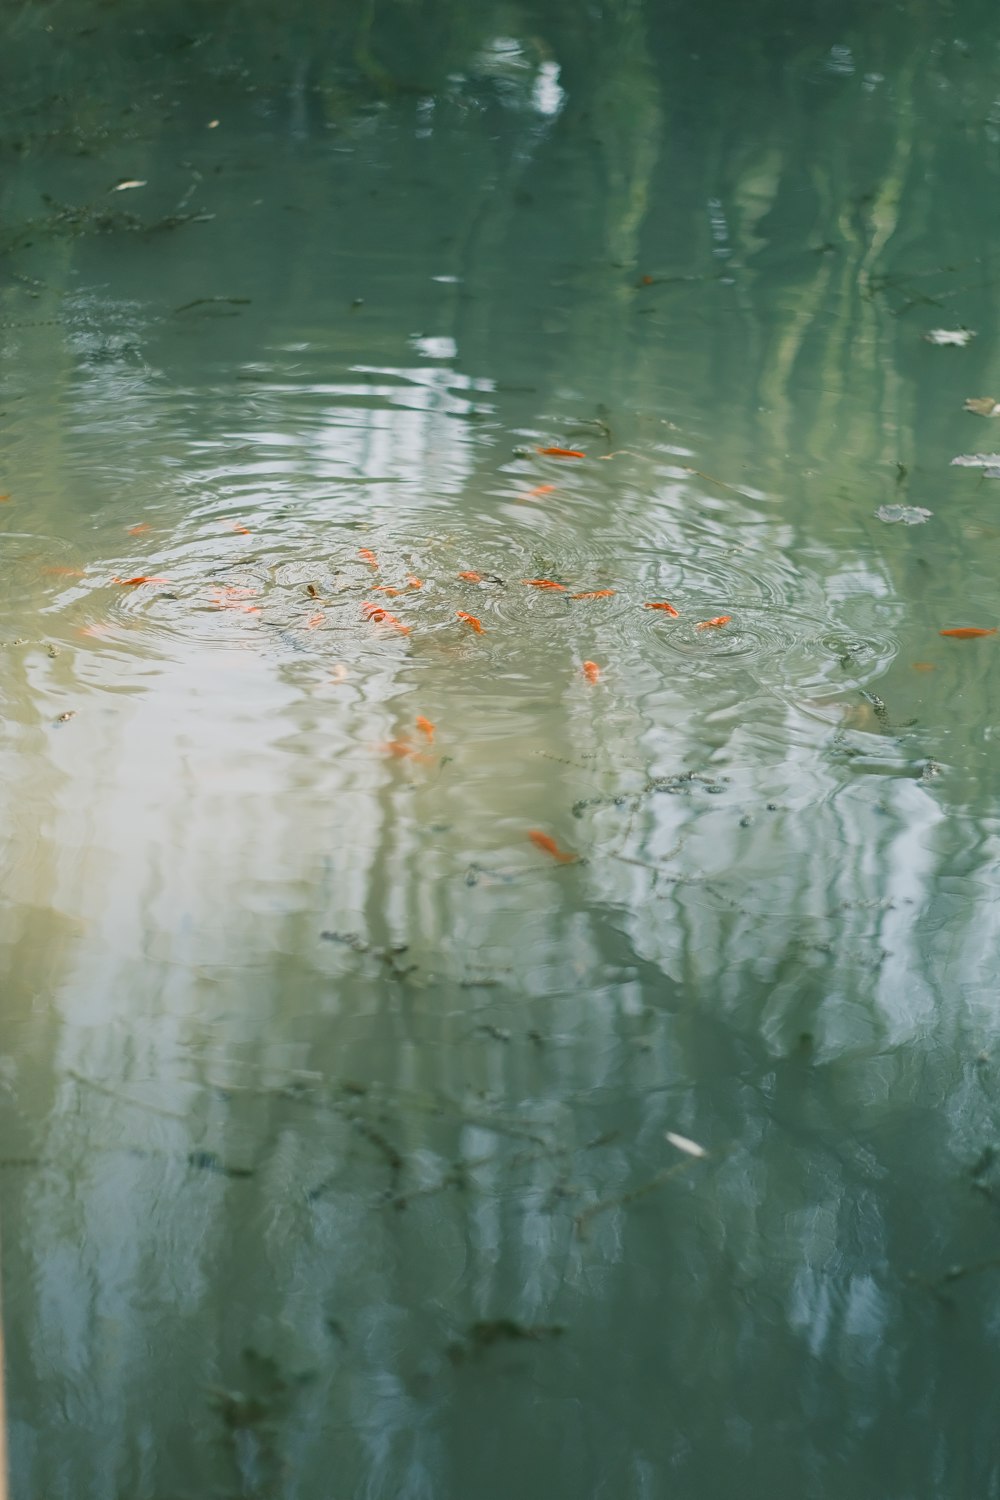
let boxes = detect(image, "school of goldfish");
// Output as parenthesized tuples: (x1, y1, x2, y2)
(28, 481, 998, 878)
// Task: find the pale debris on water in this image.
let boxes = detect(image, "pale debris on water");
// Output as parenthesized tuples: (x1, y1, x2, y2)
(665, 1131, 708, 1158)
(964, 397, 1000, 417)
(875, 504, 932, 524)
(924, 328, 976, 346)
(951, 452, 1000, 468)
(113, 179, 147, 191)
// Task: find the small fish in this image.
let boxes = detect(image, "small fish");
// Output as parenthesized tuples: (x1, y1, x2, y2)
(77, 623, 112, 638)
(528, 830, 577, 864)
(306, 584, 321, 598)
(372, 585, 404, 596)
(581, 660, 601, 683)
(416, 715, 435, 742)
(696, 615, 732, 629)
(0, 494, 11, 503)
(114, 575, 170, 586)
(912, 661, 937, 671)
(458, 571, 483, 582)
(456, 611, 485, 633)
(362, 602, 410, 634)
(644, 600, 679, 616)
(940, 627, 997, 638)
(522, 579, 567, 591)
(55, 710, 76, 723)
(113, 179, 147, 191)
(572, 590, 616, 599)
(304, 611, 325, 630)
(329, 664, 349, 683)
(406, 576, 423, 588)
(519, 483, 556, 500)
(358, 548, 379, 568)
(43, 565, 86, 577)
(379, 740, 432, 764)
(222, 521, 251, 535)
(127, 523, 151, 535)
(536, 447, 585, 459)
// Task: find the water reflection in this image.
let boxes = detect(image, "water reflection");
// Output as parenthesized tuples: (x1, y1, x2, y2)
(4, 0, 1000, 1495)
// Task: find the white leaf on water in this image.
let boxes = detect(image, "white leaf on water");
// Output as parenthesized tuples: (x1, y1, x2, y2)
(951, 453, 1000, 467)
(875, 505, 932, 524)
(665, 1131, 708, 1158)
(925, 328, 976, 346)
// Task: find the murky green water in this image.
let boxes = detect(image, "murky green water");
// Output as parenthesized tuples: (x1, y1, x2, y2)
(4, 1, 1000, 1495)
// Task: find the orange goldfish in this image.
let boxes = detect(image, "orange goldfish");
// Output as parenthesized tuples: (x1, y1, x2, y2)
(362, 602, 410, 633)
(222, 521, 251, 535)
(458, 570, 483, 582)
(456, 611, 485, 633)
(581, 660, 601, 683)
(528, 830, 577, 863)
(644, 601, 679, 617)
(406, 576, 423, 588)
(523, 579, 566, 591)
(43, 565, 86, 577)
(114, 575, 169, 586)
(379, 740, 432, 764)
(416, 715, 435, 742)
(537, 447, 585, 459)
(940, 627, 997, 638)
(372, 585, 403, 596)
(696, 615, 731, 630)
(126, 523, 151, 535)
(572, 590, 616, 599)
(358, 548, 379, 568)
(304, 611, 325, 630)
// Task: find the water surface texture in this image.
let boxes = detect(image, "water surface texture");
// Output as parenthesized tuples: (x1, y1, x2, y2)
(3, 2, 1000, 1496)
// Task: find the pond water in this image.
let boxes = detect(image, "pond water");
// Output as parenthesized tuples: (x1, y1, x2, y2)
(3, 1, 1000, 1495)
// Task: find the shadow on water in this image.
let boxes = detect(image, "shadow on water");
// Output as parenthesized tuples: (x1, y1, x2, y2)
(3, 0, 1000, 1495)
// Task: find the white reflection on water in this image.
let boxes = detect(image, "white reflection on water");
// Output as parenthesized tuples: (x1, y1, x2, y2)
(4, 0, 1000, 1495)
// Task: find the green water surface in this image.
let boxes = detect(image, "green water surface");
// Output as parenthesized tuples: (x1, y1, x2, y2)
(3, 2, 1000, 1496)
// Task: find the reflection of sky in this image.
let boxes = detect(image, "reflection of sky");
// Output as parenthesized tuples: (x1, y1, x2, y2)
(7, 5, 1000, 1496)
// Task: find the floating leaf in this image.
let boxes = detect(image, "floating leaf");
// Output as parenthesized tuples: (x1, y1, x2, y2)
(925, 328, 976, 346)
(964, 397, 1000, 417)
(875, 504, 932, 525)
(951, 453, 1000, 468)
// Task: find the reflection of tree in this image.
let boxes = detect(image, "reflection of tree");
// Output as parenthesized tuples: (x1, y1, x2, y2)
(5, 1, 1000, 1497)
